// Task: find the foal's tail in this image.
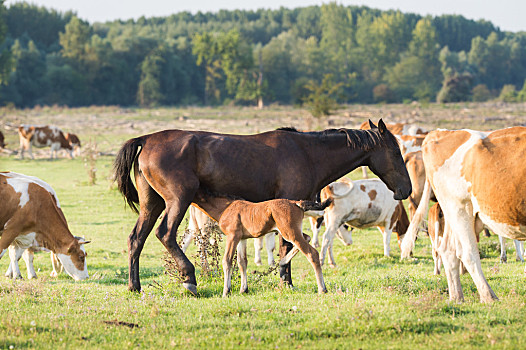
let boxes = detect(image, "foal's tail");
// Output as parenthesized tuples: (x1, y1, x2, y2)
(297, 198, 332, 212)
(113, 137, 145, 214)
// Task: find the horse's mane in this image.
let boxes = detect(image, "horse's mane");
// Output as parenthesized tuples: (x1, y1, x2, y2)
(275, 126, 399, 151)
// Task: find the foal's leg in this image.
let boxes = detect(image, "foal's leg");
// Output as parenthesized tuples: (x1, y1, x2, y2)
(265, 233, 276, 266)
(281, 227, 327, 294)
(253, 236, 264, 266)
(237, 240, 249, 294)
(7, 246, 24, 279)
(222, 235, 240, 297)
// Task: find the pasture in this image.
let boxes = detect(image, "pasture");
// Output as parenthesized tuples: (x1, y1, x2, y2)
(1, 103, 526, 349)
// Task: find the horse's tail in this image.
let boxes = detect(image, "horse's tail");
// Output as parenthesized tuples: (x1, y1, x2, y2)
(297, 199, 332, 212)
(400, 179, 432, 259)
(113, 137, 144, 214)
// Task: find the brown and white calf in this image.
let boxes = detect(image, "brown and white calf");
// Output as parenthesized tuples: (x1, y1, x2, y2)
(192, 190, 330, 297)
(18, 125, 74, 159)
(0, 172, 89, 280)
(64, 132, 81, 157)
(181, 205, 276, 266)
(401, 127, 526, 303)
(319, 178, 409, 266)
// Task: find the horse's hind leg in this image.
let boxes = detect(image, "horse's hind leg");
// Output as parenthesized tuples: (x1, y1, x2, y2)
(154, 178, 199, 294)
(237, 240, 248, 294)
(128, 174, 165, 292)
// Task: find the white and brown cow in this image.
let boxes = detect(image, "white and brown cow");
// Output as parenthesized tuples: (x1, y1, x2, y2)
(0, 172, 89, 280)
(401, 127, 526, 303)
(18, 125, 74, 159)
(319, 178, 409, 266)
(64, 132, 81, 157)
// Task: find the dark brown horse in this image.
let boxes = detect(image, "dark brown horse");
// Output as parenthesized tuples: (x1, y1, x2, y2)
(114, 119, 411, 294)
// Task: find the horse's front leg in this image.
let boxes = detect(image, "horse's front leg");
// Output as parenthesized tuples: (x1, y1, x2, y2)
(222, 235, 239, 297)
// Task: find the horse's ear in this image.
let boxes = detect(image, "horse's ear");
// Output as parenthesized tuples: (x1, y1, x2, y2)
(378, 119, 387, 134)
(368, 119, 377, 129)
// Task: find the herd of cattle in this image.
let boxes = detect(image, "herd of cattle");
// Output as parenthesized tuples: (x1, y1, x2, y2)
(0, 121, 524, 303)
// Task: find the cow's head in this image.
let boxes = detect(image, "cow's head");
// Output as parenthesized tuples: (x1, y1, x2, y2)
(56, 237, 90, 281)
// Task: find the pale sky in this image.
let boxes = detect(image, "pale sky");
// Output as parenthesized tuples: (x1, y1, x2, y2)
(6, 0, 526, 32)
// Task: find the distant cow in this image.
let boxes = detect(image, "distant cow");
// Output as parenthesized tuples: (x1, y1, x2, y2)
(0, 172, 89, 280)
(401, 127, 526, 303)
(319, 178, 409, 266)
(0, 130, 5, 149)
(18, 125, 74, 159)
(64, 132, 81, 157)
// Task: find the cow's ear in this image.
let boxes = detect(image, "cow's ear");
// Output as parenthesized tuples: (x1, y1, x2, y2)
(368, 119, 377, 129)
(67, 241, 76, 254)
(378, 119, 387, 134)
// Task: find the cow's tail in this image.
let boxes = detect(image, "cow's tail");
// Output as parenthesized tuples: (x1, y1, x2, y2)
(395, 201, 410, 237)
(113, 137, 145, 214)
(297, 199, 332, 212)
(400, 179, 432, 259)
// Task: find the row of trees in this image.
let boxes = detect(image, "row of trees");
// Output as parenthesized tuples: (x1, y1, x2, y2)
(0, 1, 526, 108)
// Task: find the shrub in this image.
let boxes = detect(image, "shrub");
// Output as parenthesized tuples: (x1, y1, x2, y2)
(471, 84, 492, 102)
(498, 84, 517, 102)
(372, 84, 395, 103)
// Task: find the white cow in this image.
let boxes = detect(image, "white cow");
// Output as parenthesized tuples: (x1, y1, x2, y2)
(319, 178, 409, 266)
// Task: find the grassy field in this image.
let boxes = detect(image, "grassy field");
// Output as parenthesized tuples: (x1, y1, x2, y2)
(1, 103, 526, 349)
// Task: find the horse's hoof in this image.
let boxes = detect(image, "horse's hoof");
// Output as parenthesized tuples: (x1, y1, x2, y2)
(319, 288, 328, 294)
(254, 261, 262, 266)
(240, 287, 248, 294)
(329, 264, 337, 269)
(183, 283, 198, 295)
(128, 284, 141, 293)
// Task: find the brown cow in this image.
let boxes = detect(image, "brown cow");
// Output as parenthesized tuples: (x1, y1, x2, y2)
(18, 125, 74, 159)
(0, 172, 89, 280)
(401, 127, 526, 303)
(0, 130, 5, 149)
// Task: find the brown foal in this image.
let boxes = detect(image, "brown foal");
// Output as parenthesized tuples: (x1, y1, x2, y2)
(192, 190, 331, 297)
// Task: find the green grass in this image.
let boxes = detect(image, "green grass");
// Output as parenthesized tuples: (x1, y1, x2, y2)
(1, 105, 526, 348)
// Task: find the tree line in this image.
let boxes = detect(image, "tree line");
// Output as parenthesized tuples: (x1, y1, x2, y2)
(1, 1, 526, 108)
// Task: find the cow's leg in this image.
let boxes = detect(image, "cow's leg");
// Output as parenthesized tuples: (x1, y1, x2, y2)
(50, 252, 63, 277)
(222, 235, 239, 297)
(448, 210, 498, 303)
(438, 221, 464, 302)
(361, 166, 369, 179)
(278, 236, 294, 286)
(498, 235, 507, 263)
(265, 233, 276, 266)
(237, 240, 248, 294)
(309, 217, 321, 248)
(253, 236, 264, 266)
(180, 211, 197, 254)
(378, 227, 392, 257)
(8, 246, 24, 279)
(319, 213, 341, 266)
(23, 249, 37, 279)
(514, 240, 524, 262)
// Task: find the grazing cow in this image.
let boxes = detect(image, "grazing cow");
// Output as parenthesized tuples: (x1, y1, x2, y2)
(18, 125, 74, 159)
(0, 130, 5, 149)
(181, 205, 276, 266)
(359, 122, 426, 178)
(401, 127, 526, 303)
(114, 120, 412, 294)
(319, 178, 410, 266)
(64, 132, 81, 157)
(0, 172, 89, 280)
(191, 189, 331, 297)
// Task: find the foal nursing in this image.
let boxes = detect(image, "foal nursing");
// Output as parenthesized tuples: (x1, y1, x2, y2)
(192, 189, 331, 297)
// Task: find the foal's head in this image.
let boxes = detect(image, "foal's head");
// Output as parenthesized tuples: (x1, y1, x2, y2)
(342, 119, 412, 200)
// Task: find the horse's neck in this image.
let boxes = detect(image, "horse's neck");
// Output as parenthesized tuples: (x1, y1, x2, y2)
(193, 196, 234, 222)
(306, 138, 370, 189)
